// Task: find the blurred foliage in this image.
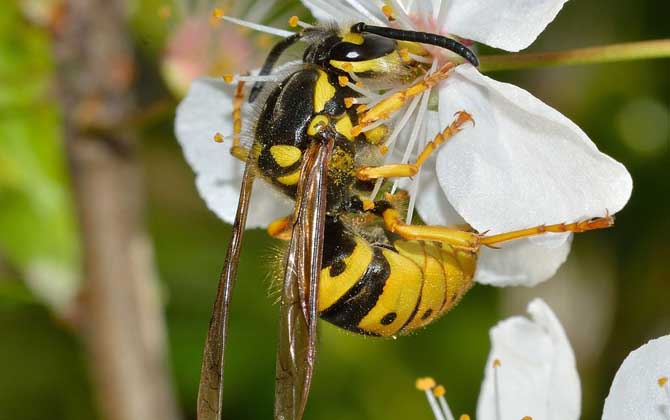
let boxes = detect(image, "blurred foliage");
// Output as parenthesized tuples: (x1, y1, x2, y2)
(0, 0, 668, 420)
(0, 2, 78, 312)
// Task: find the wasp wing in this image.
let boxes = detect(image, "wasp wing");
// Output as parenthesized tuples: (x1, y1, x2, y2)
(274, 139, 334, 420)
(197, 160, 255, 420)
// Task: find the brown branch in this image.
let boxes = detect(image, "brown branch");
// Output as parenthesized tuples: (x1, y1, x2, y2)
(52, 1, 181, 420)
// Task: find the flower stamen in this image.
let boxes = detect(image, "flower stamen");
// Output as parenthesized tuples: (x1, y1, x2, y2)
(223, 74, 283, 84)
(288, 15, 313, 29)
(416, 377, 446, 420)
(212, 9, 294, 38)
(493, 359, 502, 420)
(434, 385, 456, 420)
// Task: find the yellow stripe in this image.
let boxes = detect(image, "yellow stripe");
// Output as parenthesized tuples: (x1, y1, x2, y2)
(276, 170, 301, 186)
(438, 245, 476, 315)
(318, 238, 373, 311)
(269, 145, 302, 168)
(357, 249, 422, 336)
(313, 69, 336, 113)
(397, 40, 428, 56)
(329, 51, 400, 74)
(307, 115, 329, 136)
(334, 115, 355, 141)
(394, 241, 447, 331)
(342, 33, 364, 45)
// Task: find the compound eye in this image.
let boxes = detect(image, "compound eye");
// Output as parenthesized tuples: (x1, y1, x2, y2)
(329, 34, 396, 62)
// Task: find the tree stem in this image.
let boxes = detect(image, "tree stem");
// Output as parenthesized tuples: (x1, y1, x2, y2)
(53, 1, 181, 419)
(479, 39, 670, 72)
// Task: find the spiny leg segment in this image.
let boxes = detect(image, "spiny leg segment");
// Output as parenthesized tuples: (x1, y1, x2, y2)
(351, 62, 457, 137)
(214, 79, 250, 161)
(356, 111, 473, 181)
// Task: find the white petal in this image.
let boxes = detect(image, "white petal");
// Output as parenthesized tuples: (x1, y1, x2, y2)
(438, 0, 568, 52)
(414, 166, 466, 226)
(301, 0, 385, 24)
(475, 235, 572, 287)
(416, 166, 572, 287)
(477, 298, 580, 420)
(437, 65, 632, 236)
(602, 335, 670, 420)
(175, 78, 290, 227)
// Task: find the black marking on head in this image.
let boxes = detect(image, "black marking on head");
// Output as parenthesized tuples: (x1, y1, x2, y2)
(328, 34, 397, 62)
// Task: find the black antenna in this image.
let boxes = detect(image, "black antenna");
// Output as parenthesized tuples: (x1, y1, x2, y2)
(350, 22, 479, 67)
(248, 32, 303, 103)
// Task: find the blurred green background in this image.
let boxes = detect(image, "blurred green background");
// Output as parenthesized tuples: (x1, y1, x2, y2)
(0, 0, 668, 419)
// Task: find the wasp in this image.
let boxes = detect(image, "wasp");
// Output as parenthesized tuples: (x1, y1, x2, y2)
(197, 20, 613, 420)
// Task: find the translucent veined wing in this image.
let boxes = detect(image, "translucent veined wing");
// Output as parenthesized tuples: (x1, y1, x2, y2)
(197, 159, 255, 420)
(274, 139, 333, 420)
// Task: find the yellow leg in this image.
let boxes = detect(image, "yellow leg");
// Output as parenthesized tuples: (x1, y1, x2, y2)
(267, 215, 292, 240)
(356, 111, 473, 181)
(382, 208, 479, 250)
(214, 80, 250, 161)
(232, 79, 245, 146)
(351, 62, 457, 136)
(479, 215, 614, 247)
(381, 207, 614, 250)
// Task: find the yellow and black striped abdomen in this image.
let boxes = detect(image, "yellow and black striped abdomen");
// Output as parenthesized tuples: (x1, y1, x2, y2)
(318, 218, 476, 337)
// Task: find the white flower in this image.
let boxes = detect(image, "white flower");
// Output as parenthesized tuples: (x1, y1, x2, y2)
(418, 298, 581, 420)
(602, 335, 670, 420)
(175, 0, 632, 286)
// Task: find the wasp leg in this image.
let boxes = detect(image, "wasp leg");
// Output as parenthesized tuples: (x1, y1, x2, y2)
(230, 80, 250, 161)
(479, 214, 615, 247)
(351, 62, 456, 136)
(356, 111, 473, 181)
(381, 207, 479, 250)
(215, 80, 250, 161)
(380, 206, 614, 250)
(267, 215, 292, 240)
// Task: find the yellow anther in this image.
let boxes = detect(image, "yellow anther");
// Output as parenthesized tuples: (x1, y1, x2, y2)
(433, 385, 446, 397)
(342, 62, 354, 72)
(521, 417, 533, 420)
(493, 359, 502, 368)
(212, 8, 224, 19)
(213, 132, 224, 143)
(362, 200, 375, 211)
(288, 15, 299, 27)
(338, 76, 349, 87)
(356, 104, 368, 114)
(355, 81, 364, 88)
(659, 377, 668, 387)
(223, 74, 234, 83)
(379, 145, 389, 155)
(459, 415, 471, 420)
(415, 377, 436, 391)
(344, 97, 355, 108)
(381, 5, 395, 21)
